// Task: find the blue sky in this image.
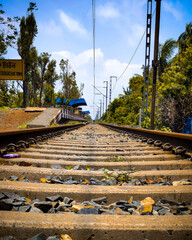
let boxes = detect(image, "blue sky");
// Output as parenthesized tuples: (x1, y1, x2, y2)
(2, 0, 192, 118)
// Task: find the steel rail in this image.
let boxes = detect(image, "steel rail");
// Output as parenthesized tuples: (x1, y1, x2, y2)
(100, 123, 192, 155)
(0, 123, 87, 151)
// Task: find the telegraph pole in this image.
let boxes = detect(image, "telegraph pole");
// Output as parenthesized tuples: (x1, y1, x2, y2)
(104, 81, 108, 112)
(142, 0, 152, 121)
(109, 76, 117, 104)
(150, 0, 161, 129)
(100, 100, 102, 118)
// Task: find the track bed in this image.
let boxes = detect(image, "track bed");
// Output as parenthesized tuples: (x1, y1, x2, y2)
(0, 124, 192, 240)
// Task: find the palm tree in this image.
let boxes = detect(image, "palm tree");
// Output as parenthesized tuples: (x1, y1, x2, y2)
(178, 21, 192, 53)
(158, 38, 177, 80)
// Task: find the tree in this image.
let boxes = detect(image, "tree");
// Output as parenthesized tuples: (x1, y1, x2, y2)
(29, 47, 39, 106)
(103, 74, 144, 126)
(0, 80, 9, 106)
(158, 45, 192, 132)
(59, 59, 81, 100)
(0, 4, 20, 58)
(158, 38, 177, 80)
(17, 2, 38, 107)
(178, 21, 192, 53)
(38, 52, 51, 107)
(44, 60, 59, 106)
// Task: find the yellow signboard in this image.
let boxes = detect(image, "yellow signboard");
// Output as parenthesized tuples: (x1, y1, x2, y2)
(0, 59, 25, 80)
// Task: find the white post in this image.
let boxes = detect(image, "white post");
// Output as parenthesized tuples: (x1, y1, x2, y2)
(139, 108, 142, 128)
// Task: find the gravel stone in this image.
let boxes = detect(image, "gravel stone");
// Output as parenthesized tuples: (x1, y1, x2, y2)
(0, 199, 13, 211)
(91, 197, 107, 204)
(78, 207, 100, 214)
(105, 177, 117, 186)
(34, 201, 52, 213)
(29, 206, 43, 213)
(18, 205, 31, 212)
(45, 195, 63, 202)
(0, 237, 17, 240)
(63, 197, 73, 204)
(27, 232, 46, 240)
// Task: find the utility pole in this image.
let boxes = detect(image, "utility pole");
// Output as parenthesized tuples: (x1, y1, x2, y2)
(139, 108, 142, 128)
(100, 99, 102, 118)
(150, 0, 161, 130)
(109, 76, 117, 104)
(142, 0, 152, 121)
(104, 81, 108, 112)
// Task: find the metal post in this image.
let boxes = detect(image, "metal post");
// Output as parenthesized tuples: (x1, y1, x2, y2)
(109, 76, 117, 105)
(142, 0, 152, 121)
(109, 77, 112, 104)
(139, 108, 142, 128)
(100, 100, 102, 118)
(104, 81, 108, 112)
(150, 0, 161, 130)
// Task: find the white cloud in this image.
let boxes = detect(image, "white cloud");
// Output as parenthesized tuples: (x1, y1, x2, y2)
(58, 10, 88, 36)
(38, 20, 62, 36)
(97, 3, 120, 19)
(127, 24, 145, 46)
(52, 48, 103, 68)
(52, 48, 142, 118)
(163, 1, 182, 21)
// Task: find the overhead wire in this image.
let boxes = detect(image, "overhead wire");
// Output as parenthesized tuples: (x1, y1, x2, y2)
(113, 8, 156, 92)
(92, 0, 96, 117)
(92, 85, 106, 98)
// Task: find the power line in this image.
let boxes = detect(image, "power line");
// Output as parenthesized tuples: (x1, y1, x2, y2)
(113, 8, 156, 92)
(92, 85, 106, 98)
(92, 0, 96, 114)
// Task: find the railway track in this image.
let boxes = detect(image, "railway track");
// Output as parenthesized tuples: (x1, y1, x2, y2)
(0, 123, 192, 240)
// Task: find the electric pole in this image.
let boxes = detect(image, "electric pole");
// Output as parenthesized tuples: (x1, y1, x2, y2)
(150, 0, 161, 129)
(104, 81, 108, 112)
(100, 99, 102, 118)
(109, 76, 117, 104)
(142, 0, 152, 121)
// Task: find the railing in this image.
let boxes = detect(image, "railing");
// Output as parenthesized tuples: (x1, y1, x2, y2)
(50, 108, 88, 125)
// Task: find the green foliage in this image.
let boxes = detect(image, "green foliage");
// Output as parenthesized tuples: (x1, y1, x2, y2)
(157, 44, 192, 132)
(50, 123, 60, 127)
(59, 59, 81, 100)
(65, 121, 82, 125)
(65, 165, 73, 170)
(0, 4, 20, 58)
(103, 74, 144, 126)
(160, 126, 172, 132)
(0, 3, 81, 109)
(102, 22, 192, 133)
(0, 106, 10, 111)
(100, 155, 125, 162)
(17, 3, 38, 107)
(17, 123, 28, 129)
(103, 170, 133, 183)
(178, 21, 192, 53)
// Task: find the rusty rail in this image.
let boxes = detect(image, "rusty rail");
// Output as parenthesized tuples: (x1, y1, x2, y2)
(0, 123, 87, 152)
(100, 123, 192, 155)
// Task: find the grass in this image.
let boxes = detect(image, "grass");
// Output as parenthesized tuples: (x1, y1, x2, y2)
(50, 123, 60, 127)
(0, 107, 10, 112)
(65, 165, 73, 170)
(65, 121, 83, 125)
(102, 169, 134, 183)
(99, 155, 126, 162)
(17, 123, 28, 129)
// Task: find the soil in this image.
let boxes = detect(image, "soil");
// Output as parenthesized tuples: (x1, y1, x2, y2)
(0, 109, 41, 131)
